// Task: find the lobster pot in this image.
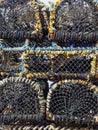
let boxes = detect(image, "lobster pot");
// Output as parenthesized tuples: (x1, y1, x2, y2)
(49, 0, 98, 46)
(0, 77, 45, 125)
(23, 50, 51, 79)
(1, 124, 98, 130)
(46, 80, 98, 125)
(24, 50, 98, 80)
(0, 0, 48, 47)
(0, 49, 23, 78)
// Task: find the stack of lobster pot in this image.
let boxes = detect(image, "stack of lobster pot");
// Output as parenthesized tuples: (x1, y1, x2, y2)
(0, 0, 98, 130)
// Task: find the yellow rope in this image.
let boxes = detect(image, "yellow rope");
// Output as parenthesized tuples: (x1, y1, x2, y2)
(31, 0, 43, 38)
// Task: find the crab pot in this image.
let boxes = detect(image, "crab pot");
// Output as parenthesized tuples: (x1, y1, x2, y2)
(0, 47, 23, 78)
(46, 80, 98, 125)
(24, 50, 98, 80)
(1, 124, 98, 130)
(49, 0, 98, 46)
(0, 0, 49, 47)
(0, 77, 45, 125)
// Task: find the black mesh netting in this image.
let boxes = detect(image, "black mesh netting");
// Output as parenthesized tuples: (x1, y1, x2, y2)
(1, 51, 22, 72)
(25, 53, 93, 79)
(52, 0, 98, 46)
(0, 0, 37, 31)
(0, 79, 40, 119)
(48, 81, 98, 120)
(26, 53, 51, 73)
(55, 0, 97, 33)
(0, 0, 47, 47)
(53, 54, 92, 74)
